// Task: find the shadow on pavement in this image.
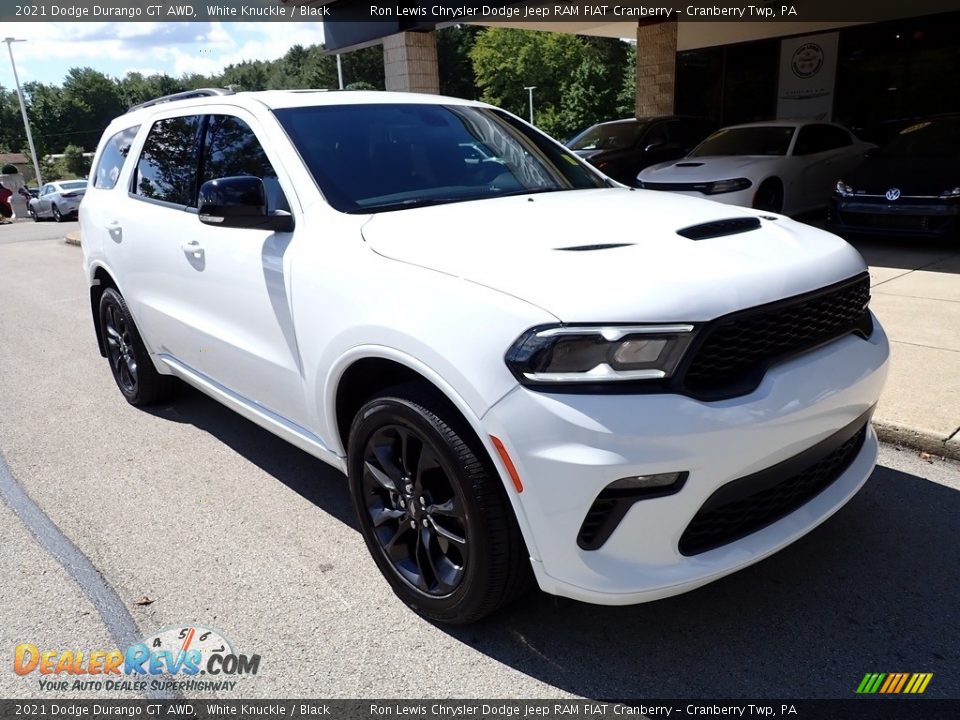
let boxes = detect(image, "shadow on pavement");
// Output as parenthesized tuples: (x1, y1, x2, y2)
(146, 385, 357, 531)
(147, 387, 958, 699)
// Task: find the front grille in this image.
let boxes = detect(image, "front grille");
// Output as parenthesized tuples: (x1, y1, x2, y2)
(679, 413, 870, 556)
(680, 274, 872, 399)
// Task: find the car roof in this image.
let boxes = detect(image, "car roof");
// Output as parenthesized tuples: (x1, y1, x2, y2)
(716, 119, 844, 130)
(117, 90, 486, 127)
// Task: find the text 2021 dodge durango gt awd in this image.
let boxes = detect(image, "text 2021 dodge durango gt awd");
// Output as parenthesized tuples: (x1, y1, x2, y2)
(81, 90, 889, 623)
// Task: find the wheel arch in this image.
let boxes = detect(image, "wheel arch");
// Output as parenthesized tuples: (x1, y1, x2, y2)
(89, 264, 120, 357)
(327, 348, 540, 561)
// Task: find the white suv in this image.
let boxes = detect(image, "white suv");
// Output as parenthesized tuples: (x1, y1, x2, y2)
(81, 89, 889, 624)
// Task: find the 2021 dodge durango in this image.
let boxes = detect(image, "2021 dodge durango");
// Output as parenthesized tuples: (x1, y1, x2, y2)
(81, 90, 889, 624)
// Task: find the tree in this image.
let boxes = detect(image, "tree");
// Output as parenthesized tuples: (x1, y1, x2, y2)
(438, 25, 481, 99)
(59, 143, 90, 178)
(340, 45, 385, 89)
(471, 28, 632, 139)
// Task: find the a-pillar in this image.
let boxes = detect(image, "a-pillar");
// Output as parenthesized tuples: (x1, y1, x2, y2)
(635, 21, 677, 117)
(383, 31, 439, 94)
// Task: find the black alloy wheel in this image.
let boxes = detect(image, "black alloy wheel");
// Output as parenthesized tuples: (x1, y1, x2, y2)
(361, 424, 469, 596)
(98, 287, 177, 406)
(348, 386, 530, 624)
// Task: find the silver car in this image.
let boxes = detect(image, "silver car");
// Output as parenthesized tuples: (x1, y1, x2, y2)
(29, 180, 87, 222)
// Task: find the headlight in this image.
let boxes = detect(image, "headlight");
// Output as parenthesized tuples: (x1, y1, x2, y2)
(505, 325, 697, 385)
(835, 180, 854, 196)
(702, 178, 752, 194)
(940, 187, 960, 198)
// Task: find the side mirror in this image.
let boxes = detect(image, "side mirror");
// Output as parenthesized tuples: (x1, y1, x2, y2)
(198, 176, 293, 232)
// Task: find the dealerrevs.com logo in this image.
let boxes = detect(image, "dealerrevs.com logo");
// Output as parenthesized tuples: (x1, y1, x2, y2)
(13, 625, 260, 693)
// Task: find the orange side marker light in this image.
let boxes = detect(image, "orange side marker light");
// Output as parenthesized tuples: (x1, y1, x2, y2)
(490, 435, 523, 493)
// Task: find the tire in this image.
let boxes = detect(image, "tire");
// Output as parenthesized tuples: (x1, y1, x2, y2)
(347, 385, 530, 624)
(52, 204, 63, 223)
(98, 287, 176, 406)
(753, 179, 784, 213)
(28, 206, 38, 222)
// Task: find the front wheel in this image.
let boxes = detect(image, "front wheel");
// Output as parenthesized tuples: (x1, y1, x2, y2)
(28, 206, 38, 222)
(347, 387, 530, 624)
(753, 179, 784, 213)
(98, 288, 176, 406)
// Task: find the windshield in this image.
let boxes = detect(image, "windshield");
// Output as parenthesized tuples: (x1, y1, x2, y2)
(568, 121, 645, 151)
(690, 126, 796, 157)
(879, 119, 960, 157)
(60, 180, 87, 190)
(275, 103, 608, 213)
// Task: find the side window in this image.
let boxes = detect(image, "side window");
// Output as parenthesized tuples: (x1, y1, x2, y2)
(93, 125, 139, 190)
(643, 124, 669, 149)
(134, 115, 203, 206)
(200, 115, 290, 214)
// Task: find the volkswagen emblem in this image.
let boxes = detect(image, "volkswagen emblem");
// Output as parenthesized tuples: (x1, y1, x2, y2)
(885, 188, 901, 201)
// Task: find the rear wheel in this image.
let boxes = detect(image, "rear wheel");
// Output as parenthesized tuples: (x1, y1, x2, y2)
(753, 179, 784, 213)
(52, 204, 63, 223)
(347, 386, 530, 624)
(98, 288, 176, 406)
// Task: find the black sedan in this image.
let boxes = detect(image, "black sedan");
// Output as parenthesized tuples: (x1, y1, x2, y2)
(566, 116, 715, 186)
(828, 114, 960, 239)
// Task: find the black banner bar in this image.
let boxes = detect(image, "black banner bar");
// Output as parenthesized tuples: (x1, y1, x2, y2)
(0, 0, 951, 24)
(0, 700, 957, 720)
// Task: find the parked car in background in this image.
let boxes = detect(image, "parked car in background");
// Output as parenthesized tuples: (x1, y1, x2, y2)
(28, 180, 87, 222)
(638, 120, 874, 215)
(566, 116, 715, 186)
(828, 114, 960, 239)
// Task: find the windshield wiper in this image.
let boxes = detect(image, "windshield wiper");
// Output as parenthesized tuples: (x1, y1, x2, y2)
(349, 197, 471, 214)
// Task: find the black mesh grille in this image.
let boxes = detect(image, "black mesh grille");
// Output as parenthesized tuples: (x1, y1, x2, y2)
(679, 420, 868, 556)
(681, 274, 872, 399)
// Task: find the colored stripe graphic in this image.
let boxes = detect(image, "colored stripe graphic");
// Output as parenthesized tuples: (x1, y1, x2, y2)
(857, 672, 933, 694)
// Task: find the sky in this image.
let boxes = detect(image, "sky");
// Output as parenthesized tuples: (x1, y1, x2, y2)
(0, 22, 328, 88)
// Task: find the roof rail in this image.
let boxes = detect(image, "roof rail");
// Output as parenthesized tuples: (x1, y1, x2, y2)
(128, 88, 234, 113)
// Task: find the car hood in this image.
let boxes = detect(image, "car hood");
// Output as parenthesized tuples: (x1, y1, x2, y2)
(639, 156, 782, 182)
(360, 188, 867, 323)
(845, 155, 959, 196)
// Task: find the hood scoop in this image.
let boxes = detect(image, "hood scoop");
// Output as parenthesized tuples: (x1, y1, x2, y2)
(674, 162, 704, 167)
(677, 217, 761, 240)
(555, 243, 635, 252)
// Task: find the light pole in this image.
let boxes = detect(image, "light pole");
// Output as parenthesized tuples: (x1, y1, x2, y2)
(336, 54, 344, 90)
(3, 37, 42, 187)
(524, 86, 536, 125)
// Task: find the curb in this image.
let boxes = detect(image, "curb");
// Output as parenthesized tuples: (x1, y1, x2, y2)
(65, 231, 80, 246)
(874, 419, 960, 462)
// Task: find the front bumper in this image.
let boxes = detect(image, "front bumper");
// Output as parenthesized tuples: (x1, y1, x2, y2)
(827, 197, 960, 238)
(482, 319, 889, 605)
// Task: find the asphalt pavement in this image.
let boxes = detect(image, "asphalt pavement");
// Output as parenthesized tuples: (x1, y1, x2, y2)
(0, 222, 958, 700)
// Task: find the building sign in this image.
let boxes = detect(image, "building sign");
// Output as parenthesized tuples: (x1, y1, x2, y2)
(776, 32, 839, 121)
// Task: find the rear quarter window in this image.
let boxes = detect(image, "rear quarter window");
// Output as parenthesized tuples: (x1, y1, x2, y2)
(93, 126, 139, 190)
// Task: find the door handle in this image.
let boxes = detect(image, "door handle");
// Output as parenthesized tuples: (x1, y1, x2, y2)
(105, 220, 122, 242)
(180, 240, 204, 256)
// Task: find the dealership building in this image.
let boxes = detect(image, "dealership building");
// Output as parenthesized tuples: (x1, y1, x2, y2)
(309, 0, 960, 139)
